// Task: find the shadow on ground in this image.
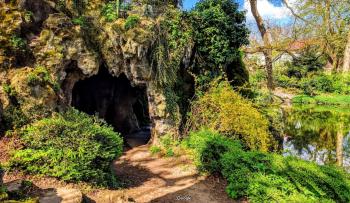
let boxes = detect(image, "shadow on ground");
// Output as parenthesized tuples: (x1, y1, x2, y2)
(112, 145, 234, 203)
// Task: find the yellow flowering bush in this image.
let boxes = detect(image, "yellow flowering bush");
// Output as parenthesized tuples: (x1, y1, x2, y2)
(187, 80, 273, 151)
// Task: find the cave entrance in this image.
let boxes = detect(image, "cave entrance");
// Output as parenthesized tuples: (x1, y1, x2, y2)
(71, 67, 151, 148)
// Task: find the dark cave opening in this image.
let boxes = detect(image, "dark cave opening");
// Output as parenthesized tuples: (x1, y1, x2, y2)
(71, 67, 151, 148)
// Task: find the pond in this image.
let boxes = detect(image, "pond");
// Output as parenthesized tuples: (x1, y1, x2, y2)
(282, 104, 350, 169)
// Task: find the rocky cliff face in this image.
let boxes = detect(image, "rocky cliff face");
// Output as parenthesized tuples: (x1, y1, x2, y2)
(0, 0, 193, 142)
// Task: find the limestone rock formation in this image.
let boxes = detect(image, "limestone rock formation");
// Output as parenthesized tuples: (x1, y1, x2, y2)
(39, 188, 82, 203)
(0, 0, 194, 143)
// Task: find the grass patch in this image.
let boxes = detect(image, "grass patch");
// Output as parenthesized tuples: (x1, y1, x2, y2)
(293, 94, 350, 105)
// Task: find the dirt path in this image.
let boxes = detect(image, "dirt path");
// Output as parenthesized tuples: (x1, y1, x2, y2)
(112, 145, 234, 203)
(274, 88, 295, 106)
(2, 139, 234, 203)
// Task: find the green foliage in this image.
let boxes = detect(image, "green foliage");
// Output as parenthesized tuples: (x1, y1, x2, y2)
(26, 66, 51, 86)
(276, 73, 350, 96)
(9, 108, 123, 187)
(72, 16, 87, 27)
(9, 36, 26, 50)
(150, 7, 193, 121)
(286, 46, 327, 78)
(189, 0, 249, 78)
(3, 84, 17, 98)
(124, 15, 140, 30)
(150, 134, 179, 157)
(274, 46, 350, 95)
(184, 130, 350, 202)
(2, 105, 29, 131)
(164, 86, 179, 120)
(165, 148, 175, 157)
(182, 129, 241, 173)
(187, 80, 273, 151)
(149, 146, 161, 155)
(24, 11, 33, 23)
(102, 2, 119, 22)
(223, 151, 350, 202)
(151, 7, 192, 87)
(293, 94, 350, 105)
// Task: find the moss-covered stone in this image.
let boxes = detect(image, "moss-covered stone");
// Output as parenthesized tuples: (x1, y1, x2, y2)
(0, 0, 248, 142)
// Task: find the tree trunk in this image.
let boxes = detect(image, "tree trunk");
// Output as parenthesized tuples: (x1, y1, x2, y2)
(116, 0, 120, 18)
(249, 0, 274, 90)
(336, 125, 344, 167)
(343, 31, 350, 72)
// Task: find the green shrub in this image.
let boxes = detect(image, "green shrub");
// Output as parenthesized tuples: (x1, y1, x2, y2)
(221, 150, 350, 202)
(184, 130, 350, 202)
(9, 108, 123, 187)
(275, 74, 300, 89)
(3, 84, 17, 98)
(101, 1, 132, 22)
(182, 129, 241, 173)
(149, 146, 161, 155)
(10, 36, 26, 50)
(165, 148, 175, 157)
(187, 80, 273, 151)
(276, 71, 350, 96)
(72, 16, 87, 27)
(124, 15, 140, 30)
(2, 105, 29, 131)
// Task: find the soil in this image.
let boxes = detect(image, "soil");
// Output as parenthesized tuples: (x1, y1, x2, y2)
(273, 88, 296, 106)
(1, 138, 235, 203)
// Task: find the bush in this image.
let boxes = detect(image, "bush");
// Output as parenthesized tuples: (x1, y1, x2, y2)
(101, 2, 118, 22)
(2, 105, 29, 131)
(275, 74, 300, 89)
(149, 146, 161, 155)
(182, 129, 241, 173)
(184, 130, 350, 202)
(221, 150, 350, 202)
(124, 15, 140, 30)
(9, 108, 123, 187)
(187, 80, 273, 151)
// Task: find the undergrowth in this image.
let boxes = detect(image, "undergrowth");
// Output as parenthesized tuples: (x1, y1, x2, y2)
(186, 80, 273, 151)
(8, 108, 123, 187)
(183, 129, 350, 202)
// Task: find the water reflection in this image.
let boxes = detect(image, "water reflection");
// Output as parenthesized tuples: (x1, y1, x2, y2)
(283, 105, 350, 168)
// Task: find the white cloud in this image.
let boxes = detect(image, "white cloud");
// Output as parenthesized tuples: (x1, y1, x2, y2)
(244, 0, 293, 21)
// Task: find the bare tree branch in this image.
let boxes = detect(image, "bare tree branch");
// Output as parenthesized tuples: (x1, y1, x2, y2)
(282, 0, 309, 24)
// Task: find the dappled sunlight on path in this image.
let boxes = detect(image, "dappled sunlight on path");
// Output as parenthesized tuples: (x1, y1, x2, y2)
(114, 145, 234, 203)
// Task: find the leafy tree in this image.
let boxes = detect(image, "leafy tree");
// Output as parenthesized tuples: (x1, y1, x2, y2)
(190, 0, 249, 82)
(283, 0, 350, 72)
